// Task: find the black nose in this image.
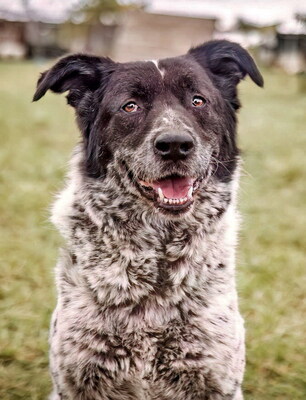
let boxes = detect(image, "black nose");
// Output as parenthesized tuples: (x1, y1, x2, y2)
(154, 133, 194, 161)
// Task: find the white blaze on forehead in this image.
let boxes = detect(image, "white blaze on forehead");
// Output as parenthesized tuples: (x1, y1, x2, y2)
(149, 59, 165, 78)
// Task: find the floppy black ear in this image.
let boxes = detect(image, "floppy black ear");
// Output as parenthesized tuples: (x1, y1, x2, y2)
(189, 40, 263, 109)
(33, 54, 115, 107)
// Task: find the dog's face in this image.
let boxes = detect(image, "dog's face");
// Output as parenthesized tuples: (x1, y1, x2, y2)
(34, 40, 263, 216)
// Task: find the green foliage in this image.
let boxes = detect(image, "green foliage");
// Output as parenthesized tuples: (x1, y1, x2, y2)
(0, 61, 305, 399)
(76, 0, 136, 23)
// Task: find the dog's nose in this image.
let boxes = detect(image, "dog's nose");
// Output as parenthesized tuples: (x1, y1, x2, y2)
(154, 133, 194, 161)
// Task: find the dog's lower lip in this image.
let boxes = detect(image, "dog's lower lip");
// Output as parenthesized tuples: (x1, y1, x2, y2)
(156, 198, 193, 212)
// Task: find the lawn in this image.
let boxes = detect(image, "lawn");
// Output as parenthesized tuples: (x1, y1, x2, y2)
(0, 61, 305, 399)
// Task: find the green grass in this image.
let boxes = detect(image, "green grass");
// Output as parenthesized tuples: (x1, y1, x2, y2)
(238, 71, 306, 399)
(0, 61, 305, 399)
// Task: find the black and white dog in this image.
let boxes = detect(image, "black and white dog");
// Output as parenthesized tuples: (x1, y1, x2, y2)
(34, 40, 263, 400)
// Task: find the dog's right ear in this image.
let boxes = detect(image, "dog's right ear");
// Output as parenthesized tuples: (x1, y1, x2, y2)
(33, 54, 116, 107)
(189, 40, 263, 110)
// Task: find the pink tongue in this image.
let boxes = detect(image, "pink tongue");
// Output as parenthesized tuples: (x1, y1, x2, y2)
(152, 177, 194, 199)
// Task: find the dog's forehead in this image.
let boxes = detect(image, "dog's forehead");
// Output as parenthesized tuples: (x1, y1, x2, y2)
(109, 55, 213, 95)
(158, 55, 216, 93)
(107, 60, 163, 96)
(158, 55, 203, 77)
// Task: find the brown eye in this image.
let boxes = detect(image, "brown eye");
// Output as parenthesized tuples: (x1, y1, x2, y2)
(122, 102, 139, 113)
(192, 96, 206, 107)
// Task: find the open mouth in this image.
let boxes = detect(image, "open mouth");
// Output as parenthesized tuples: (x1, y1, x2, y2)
(138, 174, 202, 213)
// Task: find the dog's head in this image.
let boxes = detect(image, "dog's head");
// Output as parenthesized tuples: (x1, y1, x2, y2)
(34, 40, 263, 216)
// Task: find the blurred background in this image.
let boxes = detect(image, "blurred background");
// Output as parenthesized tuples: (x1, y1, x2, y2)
(0, 0, 305, 399)
(0, 0, 306, 71)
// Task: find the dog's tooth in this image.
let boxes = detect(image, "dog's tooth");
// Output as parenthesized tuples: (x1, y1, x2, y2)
(164, 198, 168, 204)
(169, 199, 173, 204)
(158, 187, 164, 202)
(187, 186, 193, 199)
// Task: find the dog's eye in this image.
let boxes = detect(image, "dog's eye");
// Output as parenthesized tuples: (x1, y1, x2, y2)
(122, 102, 139, 113)
(192, 96, 206, 107)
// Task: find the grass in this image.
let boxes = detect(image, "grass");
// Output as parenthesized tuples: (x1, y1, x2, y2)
(0, 61, 305, 399)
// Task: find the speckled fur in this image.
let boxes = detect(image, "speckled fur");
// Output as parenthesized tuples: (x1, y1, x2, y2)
(48, 149, 244, 400)
(34, 40, 263, 400)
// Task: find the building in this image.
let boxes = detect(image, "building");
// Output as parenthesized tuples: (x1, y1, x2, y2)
(0, 0, 216, 61)
(0, 0, 305, 73)
(276, 16, 306, 73)
(113, 10, 216, 61)
(0, 0, 117, 58)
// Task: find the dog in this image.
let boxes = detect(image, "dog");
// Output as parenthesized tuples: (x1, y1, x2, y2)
(34, 40, 263, 400)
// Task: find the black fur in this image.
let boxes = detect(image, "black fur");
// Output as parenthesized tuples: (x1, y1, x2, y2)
(33, 41, 263, 182)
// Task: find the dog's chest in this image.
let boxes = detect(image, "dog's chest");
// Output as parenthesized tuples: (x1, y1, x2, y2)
(55, 270, 241, 397)
(57, 204, 237, 357)
(58, 193, 237, 329)
(52, 183, 243, 397)
(66, 212, 228, 311)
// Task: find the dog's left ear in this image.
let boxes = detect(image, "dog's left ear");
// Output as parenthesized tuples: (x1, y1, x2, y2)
(189, 40, 263, 109)
(33, 54, 115, 107)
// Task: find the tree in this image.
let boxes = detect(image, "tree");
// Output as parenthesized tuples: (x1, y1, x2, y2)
(77, 0, 141, 24)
